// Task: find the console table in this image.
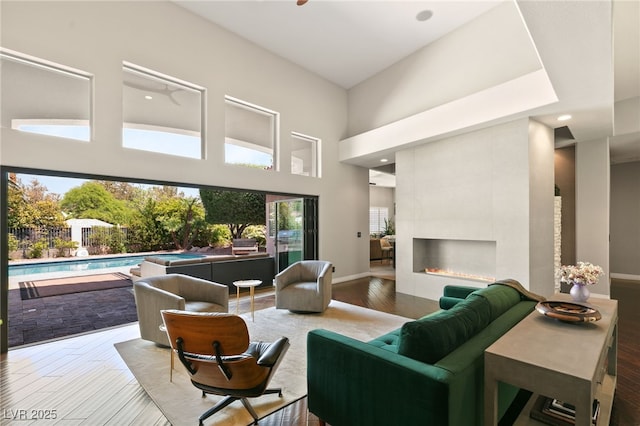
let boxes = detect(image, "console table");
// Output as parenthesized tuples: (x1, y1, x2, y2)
(484, 293, 617, 426)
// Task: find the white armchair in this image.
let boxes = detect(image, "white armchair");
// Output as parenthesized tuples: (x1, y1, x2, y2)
(275, 260, 333, 313)
(134, 274, 228, 346)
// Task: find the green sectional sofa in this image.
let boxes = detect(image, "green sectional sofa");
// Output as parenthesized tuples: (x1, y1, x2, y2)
(307, 282, 540, 426)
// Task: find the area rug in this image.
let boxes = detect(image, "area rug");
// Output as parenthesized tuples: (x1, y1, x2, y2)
(115, 300, 410, 426)
(18, 272, 132, 300)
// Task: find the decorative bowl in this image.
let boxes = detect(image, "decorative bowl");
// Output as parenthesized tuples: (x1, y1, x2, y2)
(535, 300, 602, 323)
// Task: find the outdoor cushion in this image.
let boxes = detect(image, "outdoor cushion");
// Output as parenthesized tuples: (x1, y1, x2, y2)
(398, 296, 491, 364)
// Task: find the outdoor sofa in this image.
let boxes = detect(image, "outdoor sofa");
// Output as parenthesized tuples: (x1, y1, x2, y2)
(231, 238, 259, 254)
(139, 253, 275, 292)
(307, 281, 541, 426)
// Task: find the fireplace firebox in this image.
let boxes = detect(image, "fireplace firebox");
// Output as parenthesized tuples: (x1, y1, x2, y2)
(413, 238, 496, 283)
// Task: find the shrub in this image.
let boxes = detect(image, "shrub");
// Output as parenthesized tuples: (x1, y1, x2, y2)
(243, 225, 267, 247)
(194, 224, 231, 248)
(109, 227, 127, 254)
(54, 237, 79, 257)
(29, 239, 48, 259)
(7, 234, 19, 254)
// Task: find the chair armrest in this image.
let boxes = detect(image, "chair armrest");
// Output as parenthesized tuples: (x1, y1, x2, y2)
(315, 263, 333, 297)
(256, 337, 290, 367)
(177, 276, 229, 307)
(135, 282, 185, 307)
(442, 285, 478, 299)
(274, 269, 297, 290)
(439, 286, 478, 310)
(134, 282, 186, 345)
(439, 296, 463, 310)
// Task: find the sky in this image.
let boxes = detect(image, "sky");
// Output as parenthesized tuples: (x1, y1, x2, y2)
(16, 173, 202, 198)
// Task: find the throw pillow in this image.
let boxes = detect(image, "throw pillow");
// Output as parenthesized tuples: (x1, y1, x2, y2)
(398, 296, 491, 364)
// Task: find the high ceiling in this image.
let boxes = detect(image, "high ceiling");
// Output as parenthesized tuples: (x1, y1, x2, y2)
(174, 0, 639, 175)
(174, 0, 502, 89)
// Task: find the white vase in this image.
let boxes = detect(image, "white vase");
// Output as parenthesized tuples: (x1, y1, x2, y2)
(570, 283, 590, 303)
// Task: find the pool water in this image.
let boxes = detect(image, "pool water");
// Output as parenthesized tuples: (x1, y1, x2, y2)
(8, 253, 205, 277)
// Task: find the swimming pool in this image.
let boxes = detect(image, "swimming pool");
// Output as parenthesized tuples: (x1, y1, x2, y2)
(8, 253, 205, 277)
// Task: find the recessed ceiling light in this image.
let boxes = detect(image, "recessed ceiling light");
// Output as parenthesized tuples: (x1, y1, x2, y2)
(557, 114, 572, 121)
(145, 95, 153, 100)
(380, 158, 388, 163)
(416, 10, 433, 22)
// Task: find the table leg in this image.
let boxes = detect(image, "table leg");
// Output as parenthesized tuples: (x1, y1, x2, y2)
(484, 368, 498, 425)
(250, 286, 255, 322)
(170, 350, 174, 382)
(236, 286, 240, 314)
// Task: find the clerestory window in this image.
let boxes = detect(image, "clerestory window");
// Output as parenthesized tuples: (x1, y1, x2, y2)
(1, 49, 92, 142)
(291, 132, 320, 177)
(122, 63, 205, 159)
(224, 96, 278, 170)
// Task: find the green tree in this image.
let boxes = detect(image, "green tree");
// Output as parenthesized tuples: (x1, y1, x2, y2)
(126, 198, 169, 252)
(97, 180, 143, 202)
(7, 182, 30, 228)
(199, 189, 266, 239)
(31, 199, 67, 228)
(277, 202, 292, 230)
(7, 177, 65, 228)
(61, 181, 130, 224)
(147, 185, 180, 202)
(155, 197, 206, 250)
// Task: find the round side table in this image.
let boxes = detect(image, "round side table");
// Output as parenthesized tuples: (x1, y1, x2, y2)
(233, 280, 262, 322)
(159, 324, 173, 382)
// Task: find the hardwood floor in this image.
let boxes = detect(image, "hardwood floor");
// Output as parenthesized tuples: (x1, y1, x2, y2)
(2, 274, 638, 426)
(609, 278, 640, 426)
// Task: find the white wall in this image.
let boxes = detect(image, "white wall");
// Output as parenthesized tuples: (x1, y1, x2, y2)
(576, 138, 611, 295)
(614, 97, 640, 136)
(528, 120, 556, 296)
(0, 1, 370, 278)
(610, 161, 640, 278)
(396, 118, 555, 301)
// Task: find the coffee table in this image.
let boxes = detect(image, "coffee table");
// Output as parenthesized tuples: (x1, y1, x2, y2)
(233, 279, 262, 322)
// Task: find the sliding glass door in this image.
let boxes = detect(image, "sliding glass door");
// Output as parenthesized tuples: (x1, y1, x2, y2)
(268, 196, 317, 273)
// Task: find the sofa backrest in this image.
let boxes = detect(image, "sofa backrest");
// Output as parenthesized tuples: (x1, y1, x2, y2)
(397, 284, 522, 364)
(143, 256, 205, 266)
(466, 284, 523, 321)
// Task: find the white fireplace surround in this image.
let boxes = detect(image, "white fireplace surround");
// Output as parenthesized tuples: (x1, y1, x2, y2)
(413, 238, 496, 282)
(395, 118, 555, 301)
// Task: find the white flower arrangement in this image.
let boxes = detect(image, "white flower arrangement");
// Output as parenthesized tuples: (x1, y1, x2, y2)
(557, 261, 604, 286)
